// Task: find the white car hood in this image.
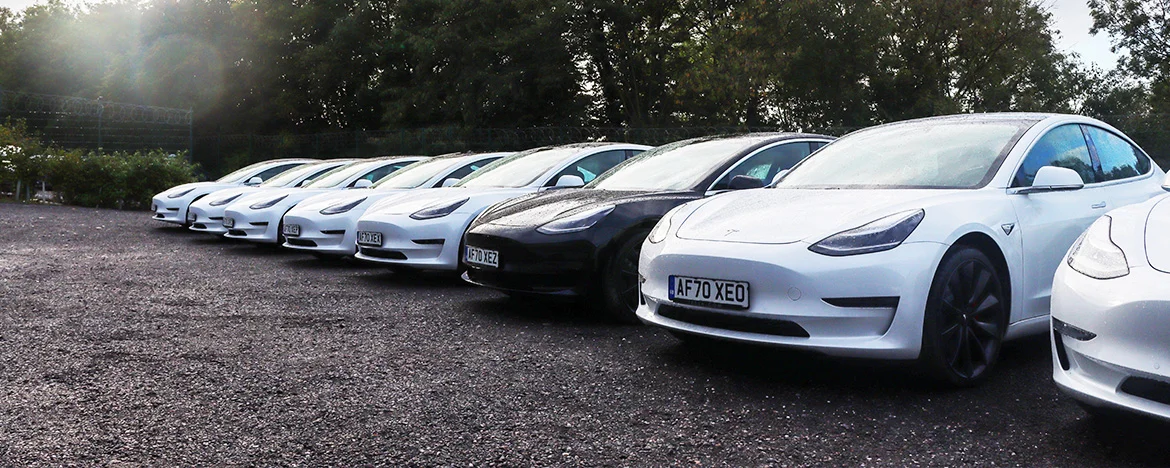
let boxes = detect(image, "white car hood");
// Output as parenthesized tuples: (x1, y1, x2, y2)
(365, 187, 534, 216)
(1145, 196, 1170, 273)
(159, 181, 235, 198)
(675, 188, 945, 244)
(200, 186, 263, 206)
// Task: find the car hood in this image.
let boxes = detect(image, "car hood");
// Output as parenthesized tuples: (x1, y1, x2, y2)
(292, 188, 407, 214)
(235, 187, 334, 207)
(675, 188, 946, 244)
(198, 186, 263, 206)
(158, 181, 234, 198)
(1145, 195, 1170, 273)
(481, 189, 699, 227)
(365, 187, 534, 216)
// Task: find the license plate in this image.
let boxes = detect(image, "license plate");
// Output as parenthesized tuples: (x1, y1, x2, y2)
(223, 217, 235, 228)
(357, 231, 383, 246)
(669, 275, 750, 309)
(464, 245, 499, 268)
(282, 224, 301, 236)
(186, 212, 196, 223)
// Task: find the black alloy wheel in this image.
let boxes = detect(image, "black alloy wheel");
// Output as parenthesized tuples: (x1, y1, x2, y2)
(920, 246, 1008, 387)
(599, 230, 650, 323)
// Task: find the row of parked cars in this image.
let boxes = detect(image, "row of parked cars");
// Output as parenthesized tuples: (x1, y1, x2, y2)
(153, 113, 1170, 422)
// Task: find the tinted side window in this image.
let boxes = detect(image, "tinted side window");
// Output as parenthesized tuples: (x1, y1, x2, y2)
(442, 158, 501, 185)
(1013, 125, 1096, 187)
(355, 162, 410, 186)
(1086, 126, 1151, 181)
(711, 142, 812, 191)
(811, 141, 828, 151)
(546, 150, 628, 186)
(254, 163, 301, 181)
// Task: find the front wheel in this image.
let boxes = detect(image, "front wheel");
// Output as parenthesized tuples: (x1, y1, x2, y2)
(598, 230, 650, 324)
(919, 246, 1008, 387)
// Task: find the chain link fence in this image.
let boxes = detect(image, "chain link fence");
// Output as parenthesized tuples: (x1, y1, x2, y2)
(192, 125, 860, 178)
(0, 88, 193, 155)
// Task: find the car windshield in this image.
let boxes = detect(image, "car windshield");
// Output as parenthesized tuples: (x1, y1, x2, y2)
(305, 161, 381, 188)
(456, 147, 581, 188)
(589, 137, 768, 191)
(217, 160, 289, 183)
(780, 120, 1036, 189)
(259, 162, 333, 187)
(373, 157, 459, 190)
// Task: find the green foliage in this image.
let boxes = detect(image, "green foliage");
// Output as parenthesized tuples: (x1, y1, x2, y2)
(0, 119, 46, 200)
(48, 149, 198, 209)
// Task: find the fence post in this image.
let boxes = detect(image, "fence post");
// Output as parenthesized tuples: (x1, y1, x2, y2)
(97, 100, 104, 150)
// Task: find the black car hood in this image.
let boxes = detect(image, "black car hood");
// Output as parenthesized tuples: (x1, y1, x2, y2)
(480, 189, 699, 227)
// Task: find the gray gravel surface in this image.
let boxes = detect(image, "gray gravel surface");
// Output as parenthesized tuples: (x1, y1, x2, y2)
(0, 203, 1168, 467)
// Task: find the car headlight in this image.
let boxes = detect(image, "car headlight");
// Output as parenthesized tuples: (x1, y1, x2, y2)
(209, 194, 242, 206)
(648, 207, 684, 244)
(809, 209, 925, 257)
(321, 197, 367, 215)
(537, 205, 615, 235)
(249, 195, 287, 210)
(1067, 215, 1129, 279)
(167, 188, 195, 199)
(410, 197, 469, 220)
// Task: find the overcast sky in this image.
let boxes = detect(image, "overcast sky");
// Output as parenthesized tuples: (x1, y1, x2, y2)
(0, 0, 1124, 71)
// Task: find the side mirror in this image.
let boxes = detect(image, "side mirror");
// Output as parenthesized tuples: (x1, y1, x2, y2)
(728, 175, 765, 190)
(1016, 166, 1085, 194)
(1163, 172, 1170, 191)
(555, 174, 585, 188)
(246, 176, 263, 186)
(769, 170, 790, 187)
(353, 179, 373, 189)
(441, 178, 460, 187)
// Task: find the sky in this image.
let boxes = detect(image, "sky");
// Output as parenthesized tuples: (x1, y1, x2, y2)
(0, 0, 1125, 71)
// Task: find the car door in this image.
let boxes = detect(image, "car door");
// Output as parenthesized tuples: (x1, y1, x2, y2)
(707, 140, 822, 193)
(1008, 124, 1108, 320)
(1082, 125, 1161, 208)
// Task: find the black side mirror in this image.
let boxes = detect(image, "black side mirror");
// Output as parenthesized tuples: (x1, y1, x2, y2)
(728, 175, 765, 190)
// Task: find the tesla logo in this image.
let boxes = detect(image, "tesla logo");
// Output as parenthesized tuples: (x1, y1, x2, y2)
(724, 229, 739, 236)
(1001, 223, 1016, 236)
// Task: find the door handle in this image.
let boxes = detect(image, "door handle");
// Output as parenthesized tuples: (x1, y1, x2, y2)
(1091, 202, 1107, 209)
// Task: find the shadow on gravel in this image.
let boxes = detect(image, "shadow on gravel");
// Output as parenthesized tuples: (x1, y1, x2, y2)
(1067, 411, 1170, 465)
(464, 296, 614, 326)
(352, 269, 473, 290)
(282, 257, 375, 271)
(152, 225, 197, 236)
(655, 332, 1055, 394)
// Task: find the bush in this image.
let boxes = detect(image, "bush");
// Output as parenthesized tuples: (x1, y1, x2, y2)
(48, 150, 199, 210)
(0, 120, 47, 199)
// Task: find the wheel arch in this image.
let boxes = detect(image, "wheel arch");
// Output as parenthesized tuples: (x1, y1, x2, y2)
(947, 231, 1013, 319)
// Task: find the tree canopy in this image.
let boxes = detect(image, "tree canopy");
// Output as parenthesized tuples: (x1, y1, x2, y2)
(0, 0, 1136, 136)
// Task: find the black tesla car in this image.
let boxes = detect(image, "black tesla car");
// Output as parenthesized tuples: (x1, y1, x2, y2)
(461, 132, 835, 321)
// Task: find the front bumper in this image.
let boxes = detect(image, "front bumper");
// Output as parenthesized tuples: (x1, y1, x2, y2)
(281, 212, 359, 255)
(1051, 263, 1170, 421)
(222, 206, 283, 243)
(462, 230, 598, 296)
(187, 203, 229, 235)
(636, 237, 946, 359)
(352, 214, 466, 271)
(151, 195, 190, 225)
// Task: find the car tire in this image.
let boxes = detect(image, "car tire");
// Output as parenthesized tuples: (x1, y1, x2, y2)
(599, 229, 650, 324)
(919, 246, 1008, 387)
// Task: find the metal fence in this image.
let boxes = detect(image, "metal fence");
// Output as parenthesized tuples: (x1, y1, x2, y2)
(0, 88, 193, 155)
(192, 125, 860, 177)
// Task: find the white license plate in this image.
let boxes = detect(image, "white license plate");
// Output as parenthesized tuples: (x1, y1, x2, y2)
(187, 212, 196, 223)
(464, 245, 499, 268)
(282, 224, 301, 236)
(223, 217, 235, 228)
(669, 275, 750, 309)
(357, 231, 383, 246)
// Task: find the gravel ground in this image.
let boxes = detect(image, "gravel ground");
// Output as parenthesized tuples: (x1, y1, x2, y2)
(0, 202, 1168, 467)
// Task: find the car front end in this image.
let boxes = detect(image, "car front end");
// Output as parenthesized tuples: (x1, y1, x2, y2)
(1052, 197, 1170, 422)
(151, 182, 233, 226)
(223, 189, 326, 243)
(281, 191, 407, 256)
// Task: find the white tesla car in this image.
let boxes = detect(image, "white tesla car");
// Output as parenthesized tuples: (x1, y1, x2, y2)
(353, 143, 650, 271)
(1051, 183, 1170, 421)
(151, 158, 315, 226)
(636, 113, 1166, 386)
(222, 156, 426, 244)
(281, 152, 509, 257)
(187, 159, 353, 235)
